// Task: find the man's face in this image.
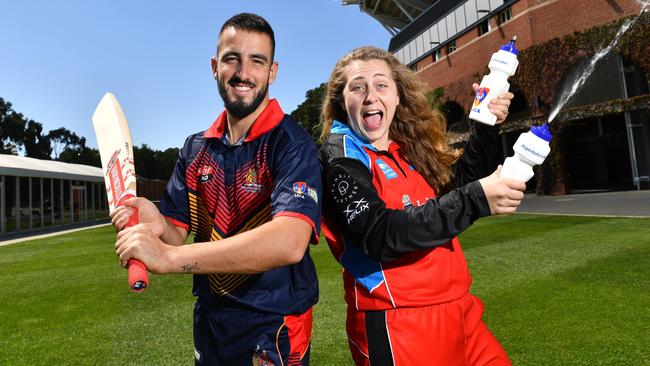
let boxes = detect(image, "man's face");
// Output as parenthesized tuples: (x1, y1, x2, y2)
(212, 27, 277, 119)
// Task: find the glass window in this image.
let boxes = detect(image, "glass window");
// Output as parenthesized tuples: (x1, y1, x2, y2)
(32, 177, 42, 228)
(434, 49, 443, 62)
(53, 179, 62, 224)
(447, 41, 457, 54)
(499, 7, 512, 25)
(63, 180, 71, 224)
(478, 19, 491, 36)
(43, 178, 53, 227)
(19, 177, 30, 230)
(4, 176, 17, 233)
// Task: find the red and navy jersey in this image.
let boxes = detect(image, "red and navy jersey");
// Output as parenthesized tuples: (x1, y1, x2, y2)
(160, 99, 321, 315)
(320, 121, 499, 310)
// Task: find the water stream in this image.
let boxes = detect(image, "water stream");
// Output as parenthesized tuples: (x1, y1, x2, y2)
(547, 1, 649, 123)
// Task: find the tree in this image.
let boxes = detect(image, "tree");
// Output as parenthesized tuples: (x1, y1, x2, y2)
(0, 98, 26, 155)
(290, 83, 327, 144)
(58, 146, 101, 167)
(23, 119, 52, 159)
(47, 127, 85, 159)
(426, 87, 445, 111)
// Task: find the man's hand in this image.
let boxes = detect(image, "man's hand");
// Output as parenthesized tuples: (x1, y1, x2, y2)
(110, 197, 165, 236)
(478, 166, 526, 215)
(472, 83, 514, 124)
(115, 225, 175, 273)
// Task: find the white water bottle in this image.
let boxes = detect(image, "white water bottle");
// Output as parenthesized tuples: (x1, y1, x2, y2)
(469, 36, 519, 125)
(501, 124, 552, 182)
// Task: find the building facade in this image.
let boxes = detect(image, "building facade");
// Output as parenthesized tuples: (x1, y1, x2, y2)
(350, 0, 650, 194)
(0, 154, 108, 237)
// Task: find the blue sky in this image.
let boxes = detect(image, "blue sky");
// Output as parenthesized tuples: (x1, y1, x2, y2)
(1, 0, 389, 151)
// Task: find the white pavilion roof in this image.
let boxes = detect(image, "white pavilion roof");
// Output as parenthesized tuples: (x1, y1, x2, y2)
(0, 154, 103, 182)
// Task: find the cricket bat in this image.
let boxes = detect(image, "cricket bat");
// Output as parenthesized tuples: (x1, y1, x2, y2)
(92, 92, 148, 292)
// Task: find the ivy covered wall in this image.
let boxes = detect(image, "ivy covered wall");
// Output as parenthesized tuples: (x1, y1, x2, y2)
(512, 13, 650, 117)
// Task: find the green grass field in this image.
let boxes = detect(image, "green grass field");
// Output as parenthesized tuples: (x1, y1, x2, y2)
(0, 214, 648, 365)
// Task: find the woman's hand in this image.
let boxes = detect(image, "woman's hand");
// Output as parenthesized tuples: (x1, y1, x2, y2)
(479, 166, 526, 215)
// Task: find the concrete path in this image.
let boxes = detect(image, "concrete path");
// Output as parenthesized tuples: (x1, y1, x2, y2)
(518, 190, 650, 218)
(0, 222, 110, 247)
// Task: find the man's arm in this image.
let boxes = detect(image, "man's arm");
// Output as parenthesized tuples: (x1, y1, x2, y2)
(115, 216, 311, 274)
(110, 197, 188, 246)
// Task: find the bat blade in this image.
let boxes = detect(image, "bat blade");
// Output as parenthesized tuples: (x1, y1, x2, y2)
(92, 92, 148, 292)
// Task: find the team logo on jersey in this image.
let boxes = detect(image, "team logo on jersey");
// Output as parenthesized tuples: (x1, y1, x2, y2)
(402, 194, 413, 208)
(331, 173, 359, 204)
(242, 166, 265, 193)
(293, 181, 307, 196)
(473, 87, 490, 107)
(199, 165, 214, 182)
(292, 182, 318, 203)
(376, 159, 398, 180)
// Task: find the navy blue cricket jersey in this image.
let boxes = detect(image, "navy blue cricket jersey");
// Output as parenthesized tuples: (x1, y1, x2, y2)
(160, 99, 321, 315)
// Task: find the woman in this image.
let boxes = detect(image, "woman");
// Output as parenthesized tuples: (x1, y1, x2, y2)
(319, 46, 525, 366)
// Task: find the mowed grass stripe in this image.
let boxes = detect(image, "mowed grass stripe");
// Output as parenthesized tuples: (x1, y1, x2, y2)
(461, 214, 649, 293)
(461, 214, 650, 366)
(477, 246, 649, 365)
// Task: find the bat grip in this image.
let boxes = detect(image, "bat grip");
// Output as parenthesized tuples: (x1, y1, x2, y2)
(119, 196, 149, 292)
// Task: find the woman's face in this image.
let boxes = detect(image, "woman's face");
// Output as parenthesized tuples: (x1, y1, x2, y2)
(342, 59, 399, 150)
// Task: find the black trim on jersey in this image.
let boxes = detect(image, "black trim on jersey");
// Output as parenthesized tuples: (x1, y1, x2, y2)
(366, 311, 394, 366)
(450, 122, 501, 188)
(320, 123, 498, 263)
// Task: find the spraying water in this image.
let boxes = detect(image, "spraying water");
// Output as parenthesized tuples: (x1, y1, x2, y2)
(547, 1, 649, 123)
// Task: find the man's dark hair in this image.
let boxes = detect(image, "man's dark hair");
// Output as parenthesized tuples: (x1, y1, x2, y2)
(218, 13, 276, 61)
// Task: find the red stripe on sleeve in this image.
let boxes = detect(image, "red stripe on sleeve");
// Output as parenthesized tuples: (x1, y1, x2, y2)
(274, 211, 319, 244)
(164, 215, 189, 231)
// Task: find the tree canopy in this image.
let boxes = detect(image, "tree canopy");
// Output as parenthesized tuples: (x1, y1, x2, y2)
(290, 83, 327, 144)
(0, 96, 177, 180)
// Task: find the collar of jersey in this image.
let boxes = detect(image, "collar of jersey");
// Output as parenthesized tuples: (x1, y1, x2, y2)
(330, 121, 378, 152)
(205, 99, 285, 142)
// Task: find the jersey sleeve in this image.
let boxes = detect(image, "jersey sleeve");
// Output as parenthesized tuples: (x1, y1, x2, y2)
(453, 122, 501, 187)
(270, 136, 322, 243)
(323, 154, 491, 263)
(159, 136, 193, 231)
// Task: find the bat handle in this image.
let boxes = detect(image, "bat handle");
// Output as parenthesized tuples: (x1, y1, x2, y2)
(121, 202, 149, 292)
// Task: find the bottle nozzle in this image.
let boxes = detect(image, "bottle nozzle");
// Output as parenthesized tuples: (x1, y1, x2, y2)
(500, 35, 519, 55)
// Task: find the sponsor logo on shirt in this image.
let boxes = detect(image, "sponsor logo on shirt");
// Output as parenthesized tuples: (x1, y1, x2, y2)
(242, 166, 265, 193)
(307, 187, 318, 204)
(344, 198, 370, 224)
(199, 165, 214, 183)
(375, 159, 398, 180)
(331, 173, 358, 204)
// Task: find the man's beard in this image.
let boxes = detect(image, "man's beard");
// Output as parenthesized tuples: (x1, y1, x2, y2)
(218, 76, 268, 119)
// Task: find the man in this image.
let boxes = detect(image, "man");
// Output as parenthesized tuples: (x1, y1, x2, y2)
(111, 13, 321, 366)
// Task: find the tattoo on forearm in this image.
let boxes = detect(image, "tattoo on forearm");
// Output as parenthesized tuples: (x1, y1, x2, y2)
(181, 262, 199, 273)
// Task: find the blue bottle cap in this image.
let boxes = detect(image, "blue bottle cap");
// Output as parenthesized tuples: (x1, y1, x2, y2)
(499, 36, 519, 55)
(530, 123, 552, 142)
